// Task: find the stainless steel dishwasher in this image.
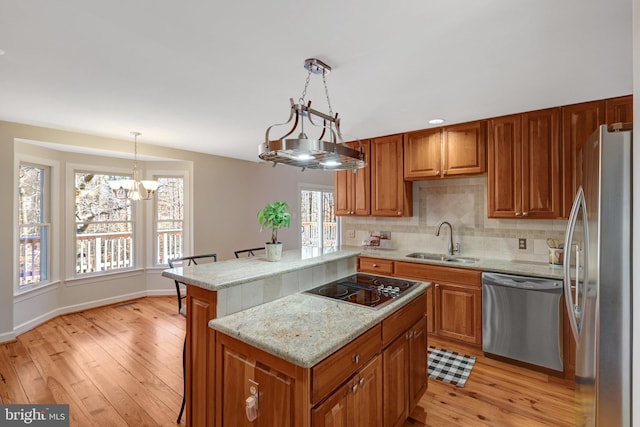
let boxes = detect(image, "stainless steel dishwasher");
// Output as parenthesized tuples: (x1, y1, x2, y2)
(482, 272, 564, 371)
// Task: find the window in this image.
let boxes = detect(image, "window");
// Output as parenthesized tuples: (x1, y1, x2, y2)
(74, 172, 134, 275)
(300, 188, 338, 250)
(155, 176, 184, 265)
(18, 164, 50, 288)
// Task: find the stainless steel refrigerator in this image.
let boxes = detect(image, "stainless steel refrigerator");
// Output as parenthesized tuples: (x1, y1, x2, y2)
(563, 123, 632, 426)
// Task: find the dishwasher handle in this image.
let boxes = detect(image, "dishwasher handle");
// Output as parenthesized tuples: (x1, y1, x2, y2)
(482, 272, 562, 291)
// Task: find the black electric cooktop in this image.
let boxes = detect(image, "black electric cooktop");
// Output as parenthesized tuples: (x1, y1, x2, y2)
(305, 273, 419, 310)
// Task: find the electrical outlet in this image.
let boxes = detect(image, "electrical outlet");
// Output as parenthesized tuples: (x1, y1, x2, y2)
(518, 238, 527, 250)
(347, 229, 355, 238)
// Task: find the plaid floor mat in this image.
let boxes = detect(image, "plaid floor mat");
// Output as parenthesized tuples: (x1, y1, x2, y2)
(428, 346, 476, 388)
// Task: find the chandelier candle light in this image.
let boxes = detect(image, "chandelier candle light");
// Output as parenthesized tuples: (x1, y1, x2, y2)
(258, 58, 366, 171)
(108, 132, 160, 200)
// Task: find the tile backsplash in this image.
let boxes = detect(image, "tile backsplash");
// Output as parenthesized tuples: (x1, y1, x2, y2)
(341, 176, 567, 263)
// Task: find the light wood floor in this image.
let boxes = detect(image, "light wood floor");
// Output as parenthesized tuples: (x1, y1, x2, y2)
(0, 297, 575, 426)
(407, 336, 576, 427)
(0, 297, 186, 426)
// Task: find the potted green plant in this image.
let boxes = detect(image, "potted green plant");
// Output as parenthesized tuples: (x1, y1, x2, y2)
(257, 200, 291, 261)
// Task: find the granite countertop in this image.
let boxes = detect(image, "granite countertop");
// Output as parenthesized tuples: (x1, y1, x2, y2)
(162, 245, 565, 294)
(355, 247, 565, 279)
(209, 282, 429, 368)
(161, 247, 360, 290)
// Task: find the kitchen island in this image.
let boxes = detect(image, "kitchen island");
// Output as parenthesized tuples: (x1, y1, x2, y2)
(210, 284, 429, 426)
(161, 248, 360, 427)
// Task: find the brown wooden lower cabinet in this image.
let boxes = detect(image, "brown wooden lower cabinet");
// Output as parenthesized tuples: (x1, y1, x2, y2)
(221, 348, 296, 427)
(383, 317, 427, 427)
(313, 355, 383, 427)
(408, 319, 428, 409)
(214, 293, 426, 426)
(186, 285, 218, 427)
(358, 256, 395, 275)
(434, 281, 482, 345)
(392, 261, 482, 346)
(383, 332, 409, 427)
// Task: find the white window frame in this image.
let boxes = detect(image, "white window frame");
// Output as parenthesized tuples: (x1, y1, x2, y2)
(298, 183, 339, 250)
(150, 170, 191, 267)
(14, 154, 60, 296)
(66, 163, 142, 280)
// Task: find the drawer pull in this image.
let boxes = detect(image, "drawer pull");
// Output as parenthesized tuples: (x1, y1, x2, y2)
(372, 264, 378, 268)
(352, 353, 360, 364)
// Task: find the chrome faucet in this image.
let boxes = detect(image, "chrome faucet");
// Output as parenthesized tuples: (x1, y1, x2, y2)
(435, 221, 459, 256)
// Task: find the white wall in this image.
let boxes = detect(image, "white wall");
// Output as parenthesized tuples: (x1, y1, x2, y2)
(0, 121, 333, 340)
(0, 125, 15, 341)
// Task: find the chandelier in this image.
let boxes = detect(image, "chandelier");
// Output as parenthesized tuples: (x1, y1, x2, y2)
(258, 58, 366, 171)
(107, 132, 160, 200)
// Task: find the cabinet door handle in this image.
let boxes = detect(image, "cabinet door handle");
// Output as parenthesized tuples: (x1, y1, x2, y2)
(351, 382, 359, 393)
(515, 212, 522, 217)
(435, 283, 440, 288)
(523, 212, 529, 216)
(435, 170, 440, 176)
(352, 353, 360, 364)
(397, 211, 402, 216)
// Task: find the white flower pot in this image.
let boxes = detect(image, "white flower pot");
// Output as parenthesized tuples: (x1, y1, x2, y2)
(265, 243, 283, 262)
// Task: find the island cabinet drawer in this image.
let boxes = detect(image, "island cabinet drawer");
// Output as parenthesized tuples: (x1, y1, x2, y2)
(358, 257, 394, 275)
(311, 324, 382, 404)
(382, 292, 426, 347)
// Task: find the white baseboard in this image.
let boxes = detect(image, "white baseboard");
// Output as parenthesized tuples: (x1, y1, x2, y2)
(11, 288, 176, 337)
(0, 330, 16, 343)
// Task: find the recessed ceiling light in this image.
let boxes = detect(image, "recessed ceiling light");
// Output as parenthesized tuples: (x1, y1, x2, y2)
(0, 49, 5, 56)
(428, 118, 445, 125)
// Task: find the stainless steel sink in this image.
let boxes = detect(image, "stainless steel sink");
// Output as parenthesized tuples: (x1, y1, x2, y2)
(406, 252, 478, 264)
(445, 256, 479, 264)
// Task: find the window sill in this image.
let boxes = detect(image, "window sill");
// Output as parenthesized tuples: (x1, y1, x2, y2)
(14, 280, 61, 300)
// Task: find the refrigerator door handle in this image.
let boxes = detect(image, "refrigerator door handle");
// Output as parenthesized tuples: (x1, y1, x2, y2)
(563, 186, 589, 341)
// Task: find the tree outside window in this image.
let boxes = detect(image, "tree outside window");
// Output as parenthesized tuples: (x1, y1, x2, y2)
(155, 176, 184, 265)
(75, 172, 134, 274)
(300, 189, 338, 250)
(18, 164, 50, 287)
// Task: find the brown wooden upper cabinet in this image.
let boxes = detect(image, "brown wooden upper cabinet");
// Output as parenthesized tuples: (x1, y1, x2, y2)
(335, 140, 371, 216)
(561, 95, 632, 218)
(488, 108, 562, 219)
(605, 95, 633, 125)
(561, 100, 605, 218)
(404, 121, 487, 180)
(370, 134, 413, 217)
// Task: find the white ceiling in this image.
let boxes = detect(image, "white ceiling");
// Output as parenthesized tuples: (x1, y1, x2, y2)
(0, 0, 633, 162)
